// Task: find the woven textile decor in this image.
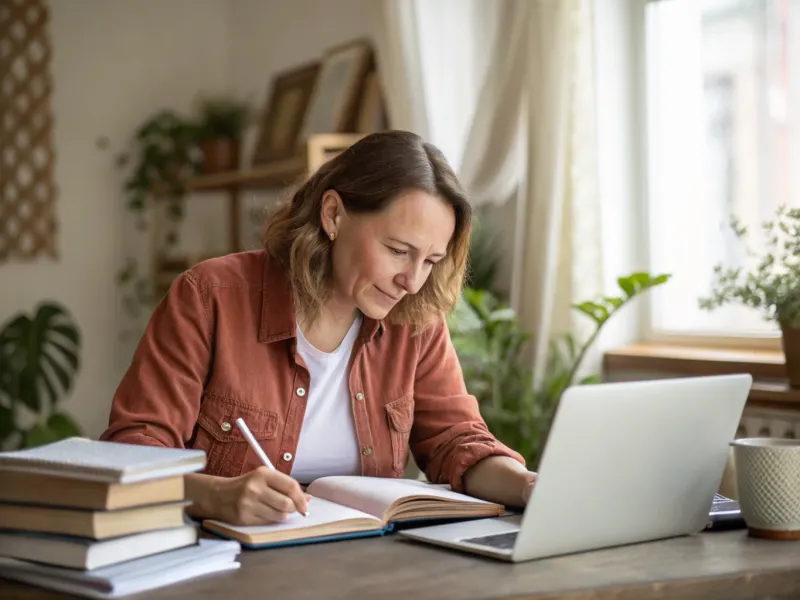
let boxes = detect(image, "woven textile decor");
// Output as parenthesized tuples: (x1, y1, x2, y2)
(0, 0, 58, 261)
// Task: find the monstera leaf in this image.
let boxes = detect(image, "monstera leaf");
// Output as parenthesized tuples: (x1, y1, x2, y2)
(23, 412, 82, 448)
(0, 302, 82, 447)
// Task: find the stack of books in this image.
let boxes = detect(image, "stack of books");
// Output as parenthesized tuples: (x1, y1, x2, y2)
(0, 437, 241, 598)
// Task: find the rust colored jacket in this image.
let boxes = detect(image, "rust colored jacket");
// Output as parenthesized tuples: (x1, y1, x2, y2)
(100, 250, 524, 491)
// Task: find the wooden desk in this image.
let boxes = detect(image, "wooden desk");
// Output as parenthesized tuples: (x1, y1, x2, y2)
(3, 530, 800, 600)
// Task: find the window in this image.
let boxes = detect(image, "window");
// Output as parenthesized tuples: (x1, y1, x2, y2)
(641, 0, 798, 343)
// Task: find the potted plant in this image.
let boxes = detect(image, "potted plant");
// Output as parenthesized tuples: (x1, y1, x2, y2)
(448, 272, 670, 468)
(0, 302, 82, 449)
(193, 95, 253, 173)
(699, 205, 800, 386)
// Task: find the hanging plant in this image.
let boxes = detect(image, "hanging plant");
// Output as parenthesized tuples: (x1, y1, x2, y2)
(111, 95, 252, 328)
(113, 109, 202, 325)
(115, 109, 202, 244)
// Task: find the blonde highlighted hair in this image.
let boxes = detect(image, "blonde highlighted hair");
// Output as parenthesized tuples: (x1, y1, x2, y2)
(261, 130, 472, 327)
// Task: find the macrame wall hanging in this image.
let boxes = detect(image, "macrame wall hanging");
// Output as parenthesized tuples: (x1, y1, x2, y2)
(0, 0, 58, 261)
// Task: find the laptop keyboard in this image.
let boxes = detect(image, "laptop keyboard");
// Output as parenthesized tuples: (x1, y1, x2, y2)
(460, 494, 739, 551)
(711, 493, 739, 513)
(461, 531, 518, 551)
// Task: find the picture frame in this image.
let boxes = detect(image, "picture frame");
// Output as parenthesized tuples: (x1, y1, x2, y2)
(356, 71, 388, 134)
(252, 61, 320, 165)
(297, 39, 373, 141)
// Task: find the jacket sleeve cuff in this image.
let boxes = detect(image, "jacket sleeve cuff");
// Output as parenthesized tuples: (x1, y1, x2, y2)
(99, 430, 169, 448)
(448, 442, 526, 493)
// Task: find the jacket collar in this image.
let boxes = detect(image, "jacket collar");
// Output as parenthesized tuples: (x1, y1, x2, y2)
(257, 252, 384, 344)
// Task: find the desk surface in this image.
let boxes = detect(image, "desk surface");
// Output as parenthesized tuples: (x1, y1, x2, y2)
(3, 529, 800, 600)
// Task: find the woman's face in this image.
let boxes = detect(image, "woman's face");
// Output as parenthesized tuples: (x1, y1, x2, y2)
(322, 189, 456, 320)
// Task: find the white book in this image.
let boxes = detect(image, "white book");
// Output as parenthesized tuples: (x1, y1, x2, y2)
(0, 437, 205, 483)
(0, 525, 199, 570)
(0, 538, 241, 599)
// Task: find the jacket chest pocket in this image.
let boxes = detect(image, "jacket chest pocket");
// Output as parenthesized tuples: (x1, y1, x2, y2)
(192, 393, 278, 477)
(385, 396, 414, 475)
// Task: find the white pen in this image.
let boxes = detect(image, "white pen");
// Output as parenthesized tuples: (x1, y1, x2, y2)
(235, 417, 309, 517)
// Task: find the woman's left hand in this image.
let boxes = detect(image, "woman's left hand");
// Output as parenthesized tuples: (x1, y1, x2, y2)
(521, 471, 537, 504)
(464, 457, 538, 507)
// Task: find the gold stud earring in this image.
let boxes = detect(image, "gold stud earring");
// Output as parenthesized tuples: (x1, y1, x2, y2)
(329, 232, 336, 241)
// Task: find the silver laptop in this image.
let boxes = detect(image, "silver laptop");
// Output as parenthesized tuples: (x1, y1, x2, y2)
(399, 374, 752, 562)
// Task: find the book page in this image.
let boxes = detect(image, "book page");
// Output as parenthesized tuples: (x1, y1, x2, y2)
(203, 497, 381, 536)
(307, 476, 497, 521)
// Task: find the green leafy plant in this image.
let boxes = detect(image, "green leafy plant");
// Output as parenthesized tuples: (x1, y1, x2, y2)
(448, 272, 670, 468)
(466, 214, 501, 292)
(115, 256, 158, 328)
(0, 303, 82, 449)
(193, 95, 253, 142)
(112, 109, 203, 327)
(112, 97, 253, 327)
(115, 109, 201, 241)
(698, 205, 800, 327)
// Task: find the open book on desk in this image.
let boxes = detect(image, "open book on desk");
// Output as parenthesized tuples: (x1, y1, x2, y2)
(202, 476, 505, 549)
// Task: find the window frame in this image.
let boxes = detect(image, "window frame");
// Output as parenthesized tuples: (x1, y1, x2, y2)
(631, 0, 783, 352)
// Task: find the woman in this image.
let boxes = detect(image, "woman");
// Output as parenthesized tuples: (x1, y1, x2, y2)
(101, 130, 536, 526)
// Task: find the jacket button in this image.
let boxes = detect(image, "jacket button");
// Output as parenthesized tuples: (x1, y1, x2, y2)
(283, 452, 293, 462)
(355, 392, 364, 401)
(362, 447, 373, 456)
(220, 421, 232, 432)
(296, 387, 306, 397)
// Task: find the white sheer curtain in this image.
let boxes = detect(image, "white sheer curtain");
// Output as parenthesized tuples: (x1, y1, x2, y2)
(515, 0, 603, 383)
(371, 0, 430, 139)
(372, 0, 525, 206)
(374, 0, 603, 384)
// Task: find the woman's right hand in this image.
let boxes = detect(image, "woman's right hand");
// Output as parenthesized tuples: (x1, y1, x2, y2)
(186, 467, 310, 525)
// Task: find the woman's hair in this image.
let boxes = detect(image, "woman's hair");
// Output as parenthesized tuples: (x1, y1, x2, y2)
(261, 130, 472, 326)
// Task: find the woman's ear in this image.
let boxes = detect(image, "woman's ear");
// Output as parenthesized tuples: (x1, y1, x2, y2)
(320, 190, 345, 236)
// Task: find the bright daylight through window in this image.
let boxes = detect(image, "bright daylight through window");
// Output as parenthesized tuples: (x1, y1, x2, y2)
(643, 0, 798, 341)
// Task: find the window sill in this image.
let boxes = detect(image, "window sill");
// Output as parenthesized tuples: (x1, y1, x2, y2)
(603, 343, 800, 408)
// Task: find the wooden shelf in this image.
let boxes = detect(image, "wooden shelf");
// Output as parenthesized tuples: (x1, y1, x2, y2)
(182, 156, 308, 192)
(153, 133, 364, 196)
(148, 133, 366, 290)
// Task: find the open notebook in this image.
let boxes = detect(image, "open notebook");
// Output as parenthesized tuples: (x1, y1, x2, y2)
(202, 476, 505, 549)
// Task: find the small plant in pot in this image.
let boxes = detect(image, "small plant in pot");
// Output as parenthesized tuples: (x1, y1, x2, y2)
(698, 205, 800, 386)
(193, 95, 253, 174)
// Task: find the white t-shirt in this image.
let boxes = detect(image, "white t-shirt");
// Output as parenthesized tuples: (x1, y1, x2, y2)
(290, 316, 362, 484)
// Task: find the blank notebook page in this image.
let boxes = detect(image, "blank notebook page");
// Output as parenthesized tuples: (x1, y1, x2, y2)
(204, 497, 382, 536)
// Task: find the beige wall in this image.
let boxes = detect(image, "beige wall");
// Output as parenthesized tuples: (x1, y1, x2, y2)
(2, 0, 375, 438)
(230, 0, 377, 101)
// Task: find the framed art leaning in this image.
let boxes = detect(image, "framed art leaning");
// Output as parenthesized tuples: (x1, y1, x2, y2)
(297, 40, 372, 141)
(252, 61, 320, 165)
